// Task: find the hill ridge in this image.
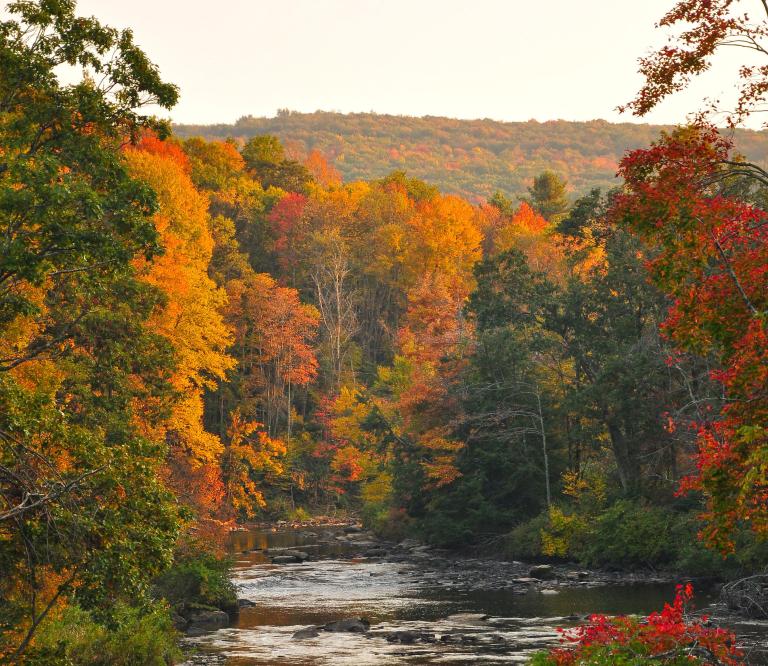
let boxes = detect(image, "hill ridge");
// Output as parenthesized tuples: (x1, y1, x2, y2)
(174, 111, 768, 200)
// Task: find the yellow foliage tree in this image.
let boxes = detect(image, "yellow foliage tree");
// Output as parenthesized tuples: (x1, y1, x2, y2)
(222, 408, 287, 518)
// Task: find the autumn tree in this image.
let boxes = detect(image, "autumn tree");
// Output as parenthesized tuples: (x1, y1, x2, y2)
(221, 409, 287, 519)
(267, 192, 308, 281)
(304, 149, 342, 187)
(307, 230, 360, 390)
(124, 136, 235, 520)
(183, 137, 245, 191)
(620, 1, 768, 548)
(621, 0, 768, 127)
(225, 273, 319, 438)
(0, 0, 182, 656)
(612, 126, 768, 548)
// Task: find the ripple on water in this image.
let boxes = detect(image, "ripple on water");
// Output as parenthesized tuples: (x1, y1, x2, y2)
(185, 617, 564, 665)
(233, 559, 427, 612)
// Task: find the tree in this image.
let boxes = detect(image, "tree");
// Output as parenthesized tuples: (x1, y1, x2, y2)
(241, 135, 313, 193)
(307, 230, 359, 390)
(304, 149, 342, 187)
(125, 137, 235, 466)
(241, 135, 286, 168)
(225, 273, 319, 438)
(525, 171, 569, 222)
(621, 0, 768, 127)
(0, 1, 182, 656)
(267, 192, 308, 284)
(183, 137, 245, 191)
(611, 125, 768, 549)
(221, 409, 287, 519)
(0, 0, 177, 372)
(448, 249, 562, 539)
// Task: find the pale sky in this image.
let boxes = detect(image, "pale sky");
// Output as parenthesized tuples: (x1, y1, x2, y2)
(62, 1, 755, 126)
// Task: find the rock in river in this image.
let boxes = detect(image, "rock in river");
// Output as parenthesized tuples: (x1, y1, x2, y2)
(323, 617, 371, 633)
(292, 625, 322, 639)
(185, 609, 229, 636)
(363, 547, 388, 557)
(270, 550, 309, 564)
(529, 564, 555, 580)
(385, 630, 436, 644)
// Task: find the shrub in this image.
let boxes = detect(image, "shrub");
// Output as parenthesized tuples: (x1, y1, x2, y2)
(531, 584, 741, 665)
(503, 512, 549, 560)
(541, 506, 588, 558)
(503, 500, 768, 575)
(28, 602, 181, 666)
(571, 500, 678, 568)
(289, 506, 312, 522)
(152, 551, 236, 613)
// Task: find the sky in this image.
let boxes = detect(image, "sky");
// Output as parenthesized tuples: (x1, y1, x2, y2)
(64, 0, 753, 127)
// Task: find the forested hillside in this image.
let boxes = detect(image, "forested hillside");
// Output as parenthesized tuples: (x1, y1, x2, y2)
(174, 111, 768, 200)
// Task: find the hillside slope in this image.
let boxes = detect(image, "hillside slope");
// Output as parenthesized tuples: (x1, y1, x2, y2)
(174, 111, 768, 200)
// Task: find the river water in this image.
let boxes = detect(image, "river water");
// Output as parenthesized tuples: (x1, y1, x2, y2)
(183, 526, 768, 665)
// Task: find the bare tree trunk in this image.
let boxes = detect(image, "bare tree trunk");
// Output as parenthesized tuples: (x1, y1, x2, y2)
(535, 385, 551, 508)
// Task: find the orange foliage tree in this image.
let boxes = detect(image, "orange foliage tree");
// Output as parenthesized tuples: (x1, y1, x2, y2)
(125, 136, 235, 517)
(225, 273, 320, 439)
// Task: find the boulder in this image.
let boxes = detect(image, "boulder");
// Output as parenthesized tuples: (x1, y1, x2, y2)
(323, 617, 370, 633)
(346, 531, 373, 541)
(363, 547, 387, 557)
(237, 598, 256, 608)
(266, 548, 309, 559)
(446, 613, 487, 624)
(171, 612, 188, 632)
(529, 564, 554, 580)
(349, 540, 376, 549)
(292, 625, 321, 639)
(385, 630, 433, 644)
(343, 525, 363, 534)
(185, 609, 228, 635)
(397, 538, 420, 549)
(272, 555, 301, 564)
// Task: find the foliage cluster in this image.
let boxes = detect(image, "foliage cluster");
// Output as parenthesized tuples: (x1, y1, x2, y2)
(505, 500, 768, 577)
(532, 585, 741, 666)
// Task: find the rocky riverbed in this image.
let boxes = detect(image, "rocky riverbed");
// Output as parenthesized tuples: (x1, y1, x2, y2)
(180, 525, 768, 665)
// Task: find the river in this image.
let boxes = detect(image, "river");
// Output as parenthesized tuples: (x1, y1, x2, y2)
(183, 525, 768, 665)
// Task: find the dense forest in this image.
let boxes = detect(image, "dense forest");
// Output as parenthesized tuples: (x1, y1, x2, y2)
(174, 111, 768, 201)
(1, 0, 767, 664)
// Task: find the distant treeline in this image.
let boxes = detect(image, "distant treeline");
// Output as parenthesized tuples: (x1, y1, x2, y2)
(174, 111, 768, 200)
